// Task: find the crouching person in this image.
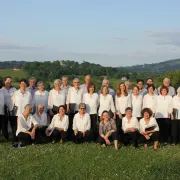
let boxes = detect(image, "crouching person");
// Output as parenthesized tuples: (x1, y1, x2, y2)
(46, 105, 69, 143)
(98, 111, 118, 150)
(73, 103, 91, 143)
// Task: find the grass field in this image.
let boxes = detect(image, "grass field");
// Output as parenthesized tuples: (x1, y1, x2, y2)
(0, 142, 180, 180)
(0, 69, 28, 79)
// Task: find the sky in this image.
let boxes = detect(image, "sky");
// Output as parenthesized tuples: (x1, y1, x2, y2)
(0, 0, 180, 67)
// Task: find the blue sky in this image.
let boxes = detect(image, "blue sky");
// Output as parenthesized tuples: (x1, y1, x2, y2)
(0, 0, 180, 66)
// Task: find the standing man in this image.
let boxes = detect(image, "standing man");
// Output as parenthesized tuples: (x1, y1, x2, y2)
(125, 81, 132, 94)
(146, 78, 158, 95)
(80, 75, 91, 94)
(61, 76, 72, 98)
(137, 79, 147, 97)
(27, 77, 38, 97)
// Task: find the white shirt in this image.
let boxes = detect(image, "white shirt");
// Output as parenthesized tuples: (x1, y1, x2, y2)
(80, 84, 88, 94)
(115, 94, 131, 114)
(61, 84, 72, 97)
(122, 116, 139, 132)
(32, 90, 49, 112)
(16, 114, 38, 135)
(48, 89, 66, 109)
(73, 113, 91, 131)
(83, 93, 99, 114)
(155, 95, 172, 118)
(98, 94, 115, 116)
(139, 117, 159, 133)
(47, 114, 69, 132)
(12, 90, 32, 116)
(143, 94, 157, 113)
(33, 112, 48, 127)
(66, 87, 83, 111)
(172, 95, 180, 119)
(1, 86, 16, 100)
(132, 94, 143, 117)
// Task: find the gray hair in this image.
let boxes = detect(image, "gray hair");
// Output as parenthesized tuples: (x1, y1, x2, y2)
(163, 78, 170, 83)
(125, 81, 130, 85)
(37, 81, 44, 87)
(24, 104, 32, 109)
(73, 78, 80, 83)
(37, 104, 44, 108)
(102, 79, 109, 85)
(54, 79, 61, 85)
(85, 75, 91, 78)
(62, 76, 68, 80)
(29, 77, 36, 82)
(79, 103, 86, 109)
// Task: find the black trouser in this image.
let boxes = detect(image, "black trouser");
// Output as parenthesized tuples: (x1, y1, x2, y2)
(0, 115, 9, 140)
(139, 131, 159, 144)
(9, 116, 18, 142)
(74, 130, 91, 144)
(52, 129, 68, 142)
(123, 131, 139, 147)
(90, 114, 98, 141)
(171, 120, 180, 144)
(68, 111, 78, 140)
(157, 118, 170, 143)
(37, 126, 48, 143)
(98, 131, 118, 144)
(116, 114, 125, 142)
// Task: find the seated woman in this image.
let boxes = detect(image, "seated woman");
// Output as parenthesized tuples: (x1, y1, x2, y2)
(139, 108, 159, 150)
(122, 107, 139, 148)
(46, 105, 69, 143)
(72, 103, 91, 143)
(98, 111, 118, 149)
(16, 104, 39, 147)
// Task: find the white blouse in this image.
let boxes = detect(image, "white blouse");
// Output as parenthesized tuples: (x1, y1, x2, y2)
(115, 94, 131, 114)
(73, 113, 91, 132)
(155, 95, 172, 118)
(132, 94, 143, 118)
(33, 112, 48, 127)
(1, 87, 16, 100)
(66, 87, 83, 111)
(16, 114, 38, 135)
(143, 94, 157, 114)
(83, 93, 99, 114)
(122, 116, 139, 132)
(48, 89, 66, 109)
(172, 95, 180, 119)
(12, 90, 32, 116)
(32, 90, 49, 112)
(47, 114, 69, 132)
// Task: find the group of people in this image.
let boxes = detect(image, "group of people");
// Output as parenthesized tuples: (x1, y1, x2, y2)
(0, 75, 179, 150)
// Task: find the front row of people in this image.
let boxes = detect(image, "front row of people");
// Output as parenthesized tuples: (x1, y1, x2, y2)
(15, 103, 160, 150)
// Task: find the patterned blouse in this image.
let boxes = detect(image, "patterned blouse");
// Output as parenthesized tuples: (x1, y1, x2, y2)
(99, 119, 117, 135)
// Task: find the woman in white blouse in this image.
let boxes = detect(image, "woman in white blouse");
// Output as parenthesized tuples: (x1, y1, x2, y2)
(143, 84, 157, 115)
(98, 86, 116, 120)
(131, 86, 143, 120)
(32, 81, 49, 113)
(155, 86, 173, 144)
(46, 105, 69, 143)
(83, 82, 99, 141)
(122, 107, 139, 148)
(139, 108, 159, 150)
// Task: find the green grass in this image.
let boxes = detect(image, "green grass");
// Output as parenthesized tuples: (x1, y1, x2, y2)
(0, 69, 28, 79)
(0, 142, 180, 180)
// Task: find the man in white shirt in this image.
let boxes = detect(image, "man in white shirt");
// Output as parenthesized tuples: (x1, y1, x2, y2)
(61, 76, 72, 98)
(80, 75, 91, 94)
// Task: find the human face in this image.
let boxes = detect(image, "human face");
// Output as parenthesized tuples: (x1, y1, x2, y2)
(120, 83, 125, 91)
(102, 80, 109, 87)
(73, 80, 80, 88)
(38, 83, 44, 91)
(102, 112, 110, 121)
(25, 106, 32, 114)
(137, 81, 143, 90)
(59, 107, 65, 115)
(148, 87, 154, 94)
(20, 81, 27, 89)
(147, 79, 153, 85)
(89, 86, 94, 93)
(163, 79, 170, 87)
(125, 82, 130, 90)
(38, 106, 44, 113)
(5, 78, 12, 86)
(85, 76, 91, 84)
(132, 87, 139, 96)
(125, 109, 132, 118)
(102, 87, 108, 95)
(144, 111, 150, 119)
(29, 79, 36, 87)
(161, 89, 168, 96)
(62, 77, 68, 86)
(79, 106, 86, 114)
(54, 82, 61, 90)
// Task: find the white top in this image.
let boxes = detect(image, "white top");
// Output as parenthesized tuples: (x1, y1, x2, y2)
(73, 113, 91, 132)
(1, 86, 16, 100)
(158, 86, 176, 96)
(12, 90, 32, 116)
(32, 90, 49, 112)
(47, 114, 69, 132)
(61, 84, 72, 97)
(172, 95, 180, 119)
(80, 84, 88, 94)
(131, 94, 143, 117)
(83, 93, 99, 114)
(122, 116, 139, 132)
(16, 114, 38, 135)
(115, 94, 131, 114)
(139, 117, 159, 133)
(33, 112, 48, 127)
(98, 94, 115, 116)
(66, 87, 83, 111)
(155, 95, 172, 118)
(48, 89, 66, 109)
(143, 94, 157, 113)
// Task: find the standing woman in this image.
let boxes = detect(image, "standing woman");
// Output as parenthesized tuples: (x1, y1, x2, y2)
(83, 83, 99, 141)
(32, 81, 49, 113)
(131, 86, 143, 120)
(155, 86, 173, 144)
(98, 86, 116, 120)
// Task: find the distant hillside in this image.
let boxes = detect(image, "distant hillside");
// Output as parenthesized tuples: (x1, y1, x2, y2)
(122, 58, 180, 73)
(0, 61, 25, 69)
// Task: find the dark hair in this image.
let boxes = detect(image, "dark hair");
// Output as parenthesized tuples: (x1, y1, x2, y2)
(132, 85, 139, 91)
(147, 84, 155, 91)
(146, 78, 153, 82)
(87, 82, 96, 93)
(19, 79, 28, 85)
(137, 79, 144, 84)
(58, 105, 66, 112)
(5, 76, 12, 81)
(141, 108, 153, 117)
(160, 85, 169, 94)
(101, 110, 109, 116)
(0, 80, 3, 89)
(125, 107, 132, 112)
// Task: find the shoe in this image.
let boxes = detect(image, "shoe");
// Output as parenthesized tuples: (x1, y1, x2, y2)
(12, 143, 19, 148)
(101, 144, 106, 147)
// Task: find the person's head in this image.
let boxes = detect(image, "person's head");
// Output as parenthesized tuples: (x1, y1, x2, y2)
(147, 84, 155, 94)
(58, 105, 66, 115)
(116, 82, 127, 97)
(37, 81, 45, 91)
(54, 79, 61, 90)
(160, 86, 169, 96)
(177, 87, 180, 96)
(87, 82, 95, 93)
(163, 78, 170, 87)
(141, 108, 153, 119)
(19, 79, 27, 89)
(84, 75, 91, 85)
(100, 86, 109, 95)
(125, 107, 132, 118)
(37, 104, 44, 114)
(132, 85, 139, 96)
(125, 81, 131, 90)
(79, 103, 86, 114)
(146, 78, 153, 85)
(73, 78, 80, 88)
(29, 77, 36, 87)
(62, 76, 68, 86)
(4, 76, 12, 86)
(24, 104, 32, 114)
(101, 110, 110, 121)
(137, 79, 144, 90)
(102, 79, 109, 87)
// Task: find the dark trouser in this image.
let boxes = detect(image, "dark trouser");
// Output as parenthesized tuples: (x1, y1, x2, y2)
(98, 131, 118, 144)
(171, 120, 180, 144)
(139, 131, 159, 144)
(116, 114, 125, 142)
(157, 118, 170, 143)
(0, 115, 9, 140)
(90, 114, 98, 141)
(68, 111, 78, 140)
(9, 116, 18, 142)
(37, 126, 48, 143)
(137, 117, 142, 121)
(74, 130, 91, 143)
(123, 131, 139, 147)
(52, 129, 68, 142)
